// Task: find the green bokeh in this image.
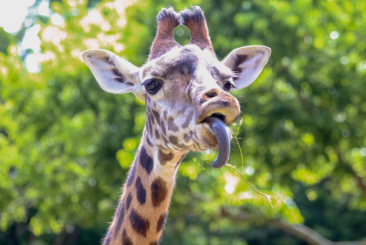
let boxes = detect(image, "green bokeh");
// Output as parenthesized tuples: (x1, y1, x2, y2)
(0, 0, 365, 244)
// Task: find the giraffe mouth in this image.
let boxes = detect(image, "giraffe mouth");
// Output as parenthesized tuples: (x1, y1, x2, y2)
(203, 115, 231, 168)
(209, 113, 226, 122)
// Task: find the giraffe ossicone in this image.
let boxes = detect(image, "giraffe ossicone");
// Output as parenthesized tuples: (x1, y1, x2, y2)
(83, 6, 270, 245)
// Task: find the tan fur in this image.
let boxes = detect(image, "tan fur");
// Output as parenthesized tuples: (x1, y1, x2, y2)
(104, 132, 187, 245)
(103, 42, 241, 244)
(88, 6, 264, 245)
(83, 8, 271, 245)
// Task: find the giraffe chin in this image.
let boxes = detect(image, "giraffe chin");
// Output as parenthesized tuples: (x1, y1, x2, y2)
(199, 117, 232, 168)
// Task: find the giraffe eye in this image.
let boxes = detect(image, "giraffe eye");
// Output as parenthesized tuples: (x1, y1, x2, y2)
(144, 78, 163, 94)
(223, 81, 235, 91)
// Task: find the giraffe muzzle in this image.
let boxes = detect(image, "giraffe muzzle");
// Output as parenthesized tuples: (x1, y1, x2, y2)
(196, 91, 240, 126)
(195, 91, 240, 167)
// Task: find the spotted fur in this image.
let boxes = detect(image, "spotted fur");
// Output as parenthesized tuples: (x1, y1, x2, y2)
(135, 177, 147, 205)
(129, 209, 150, 237)
(151, 177, 168, 207)
(93, 5, 269, 245)
(122, 229, 133, 245)
(157, 213, 166, 232)
(126, 193, 132, 210)
(140, 147, 154, 174)
(158, 149, 174, 165)
(114, 202, 125, 237)
(126, 163, 136, 187)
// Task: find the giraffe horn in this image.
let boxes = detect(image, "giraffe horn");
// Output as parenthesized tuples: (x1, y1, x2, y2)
(149, 7, 180, 60)
(180, 6, 216, 56)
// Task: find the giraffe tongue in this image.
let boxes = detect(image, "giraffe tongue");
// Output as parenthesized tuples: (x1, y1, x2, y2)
(205, 117, 231, 168)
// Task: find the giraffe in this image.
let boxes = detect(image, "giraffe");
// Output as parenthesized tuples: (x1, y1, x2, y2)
(82, 6, 270, 245)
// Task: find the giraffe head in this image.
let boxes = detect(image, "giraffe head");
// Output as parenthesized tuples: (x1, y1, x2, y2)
(83, 7, 270, 166)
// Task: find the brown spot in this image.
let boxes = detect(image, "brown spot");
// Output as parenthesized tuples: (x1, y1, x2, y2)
(103, 230, 111, 245)
(140, 147, 154, 174)
(163, 110, 168, 119)
(169, 135, 178, 145)
(183, 133, 188, 142)
(183, 131, 194, 143)
(149, 242, 158, 245)
(155, 129, 160, 140)
(152, 110, 160, 123)
(129, 209, 150, 237)
(157, 213, 167, 232)
(126, 193, 132, 210)
(167, 117, 179, 132)
(182, 113, 193, 128)
(135, 177, 146, 205)
(127, 163, 136, 187)
(122, 229, 133, 245)
(147, 116, 153, 133)
(151, 177, 168, 207)
(158, 149, 174, 165)
(175, 154, 186, 169)
(114, 202, 125, 238)
(148, 109, 155, 125)
(160, 120, 166, 135)
(173, 141, 186, 149)
(161, 134, 170, 148)
(146, 135, 153, 147)
(169, 139, 187, 150)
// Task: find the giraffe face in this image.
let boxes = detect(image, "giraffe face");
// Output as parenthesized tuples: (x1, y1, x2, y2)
(141, 45, 240, 152)
(84, 7, 272, 245)
(83, 6, 271, 154)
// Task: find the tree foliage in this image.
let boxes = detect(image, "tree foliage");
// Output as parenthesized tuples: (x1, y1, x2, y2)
(0, 0, 365, 244)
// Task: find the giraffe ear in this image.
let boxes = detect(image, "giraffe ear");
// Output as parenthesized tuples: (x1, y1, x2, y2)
(222, 45, 271, 90)
(82, 49, 144, 100)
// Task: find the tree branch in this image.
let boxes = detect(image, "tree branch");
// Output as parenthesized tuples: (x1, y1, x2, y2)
(268, 219, 366, 245)
(335, 149, 366, 197)
(353, 172, 366, 197)
(223, 210, 366, 245)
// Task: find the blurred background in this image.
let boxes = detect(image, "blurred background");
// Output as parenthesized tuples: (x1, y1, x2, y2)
(0, 0, 365, 244)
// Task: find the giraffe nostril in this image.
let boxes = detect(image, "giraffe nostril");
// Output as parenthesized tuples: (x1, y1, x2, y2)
(205, 91, 217, 98)
(203, 89, 220, 99)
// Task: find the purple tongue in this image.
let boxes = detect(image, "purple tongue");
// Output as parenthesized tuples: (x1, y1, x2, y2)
(205, 117, 231, 168)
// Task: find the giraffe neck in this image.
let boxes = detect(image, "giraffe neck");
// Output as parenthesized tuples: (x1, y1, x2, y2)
(103, 130, 188, 245)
